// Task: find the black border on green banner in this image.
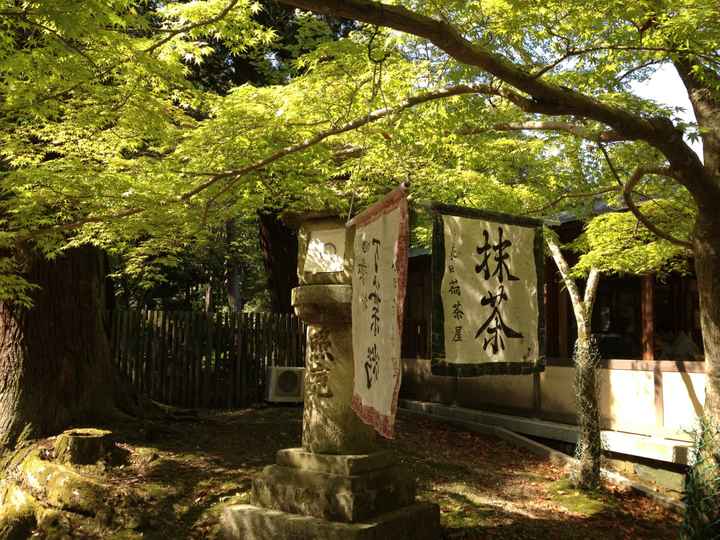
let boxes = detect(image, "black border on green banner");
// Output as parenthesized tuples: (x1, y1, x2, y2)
(430, 203, 546, 377)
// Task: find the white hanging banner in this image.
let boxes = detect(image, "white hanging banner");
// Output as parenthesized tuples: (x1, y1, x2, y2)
(431, 204, 544, 376)
(349, 186, 409, 438)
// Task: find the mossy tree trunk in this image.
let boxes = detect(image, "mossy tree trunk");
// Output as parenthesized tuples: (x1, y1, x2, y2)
(547, 234, 602, 489)
(573, 324, 602, 489)
(0, 245, 124, 450)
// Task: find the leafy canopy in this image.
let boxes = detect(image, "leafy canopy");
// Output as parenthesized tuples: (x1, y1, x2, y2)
(2, 0, 714, 302)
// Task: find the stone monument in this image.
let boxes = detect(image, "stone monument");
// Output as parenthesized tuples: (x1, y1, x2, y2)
(221, 215, 440, 540)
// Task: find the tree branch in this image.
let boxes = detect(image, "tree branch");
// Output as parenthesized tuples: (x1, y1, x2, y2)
(533, 45, 720, 79)
(673, 57, 720, 160)
(19, 16, 97, 67)
(546, 232, 588, 331)
(616, 59, 663, 83)
(597, 143, 625, 188)
(179, 83, 491, 201)
(584, 268, 601, 320)
(622, 167, 693, 249)
(19, 84, 489, 235)
(277, 0, 708, 196)
(4, 0, 242, 111)
(279, 1, 651, 126)
(18, 207, 145, 239)
(144, 0, 241, 54)
(460, 121, 625, 143)
(523, 187, 618, 216)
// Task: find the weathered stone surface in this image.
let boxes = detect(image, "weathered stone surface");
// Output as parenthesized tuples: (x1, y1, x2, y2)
(221, 503, 441, 540)
(252, 463, 415, 523)
(54, 428, 114, 465)
(296, 301, 376, 454)
(239, 222, 441, 540)
(291, 285, 353, 324)
(276, 448, 396, 476)
(295, 217, 354, 286)
(634, 464, 685, 492)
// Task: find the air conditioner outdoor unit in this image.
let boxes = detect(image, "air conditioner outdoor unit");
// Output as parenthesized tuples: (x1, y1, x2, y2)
(266, 366, 305, 403)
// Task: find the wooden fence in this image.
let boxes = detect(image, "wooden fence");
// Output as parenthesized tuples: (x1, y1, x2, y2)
(108, 310, 306, 409)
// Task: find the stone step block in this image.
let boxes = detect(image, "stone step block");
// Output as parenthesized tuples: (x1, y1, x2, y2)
(275, 448, 396, 475)
(252, 463, 415, 523)
(221, 502, 440, 540)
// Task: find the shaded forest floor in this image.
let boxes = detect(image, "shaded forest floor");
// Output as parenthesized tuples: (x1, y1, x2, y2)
(5, 407, 680, 539)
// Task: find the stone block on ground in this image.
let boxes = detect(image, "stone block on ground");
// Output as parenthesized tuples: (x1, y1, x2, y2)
(634, 464, 685, 493)
(221, 502, 441, 540)
(252, 463, 415, 523)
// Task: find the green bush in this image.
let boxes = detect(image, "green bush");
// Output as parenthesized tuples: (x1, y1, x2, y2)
(682, 416, 720, 540)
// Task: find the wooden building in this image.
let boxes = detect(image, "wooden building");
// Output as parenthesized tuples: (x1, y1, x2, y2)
(399, 221, 705, 469)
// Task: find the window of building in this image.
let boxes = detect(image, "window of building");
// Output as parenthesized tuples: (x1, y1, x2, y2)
(654, 275, 703, 359)
(590, 277, 643, 359)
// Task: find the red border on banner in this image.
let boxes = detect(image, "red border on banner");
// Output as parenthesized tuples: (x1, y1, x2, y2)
(348, 186, 409, 439)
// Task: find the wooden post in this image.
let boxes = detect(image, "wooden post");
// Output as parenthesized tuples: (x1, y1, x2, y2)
(134, 311, 143, 388)
(182, 311, 191, 407)
(205, 313, 214, 408)
(247, 313, 255, 404)
(642, 275, 655, 361)
(642, 275, 663, 429)
(195, 312, 204, 408)
(239, 313, 247, 406)
(159, 311, 169, 403)
(168, 312, 176, 404)
(115, 311, 124, 376)
(146, 310, 157, 397)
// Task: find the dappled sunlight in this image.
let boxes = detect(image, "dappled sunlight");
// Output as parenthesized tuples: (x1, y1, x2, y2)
(390, 413, 680, 539)
(0, 397, 682, 538)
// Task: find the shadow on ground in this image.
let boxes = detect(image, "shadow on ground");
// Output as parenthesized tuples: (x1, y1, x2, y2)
(93, 407, 678, 539)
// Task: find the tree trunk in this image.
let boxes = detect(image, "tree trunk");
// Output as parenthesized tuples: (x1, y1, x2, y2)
(258, 210, 298, 313)
(684, 209, 720, 538)
(225, 220, 244, 312)
(547, 235, 603, 488)
(574, 326, 602, 489)
(0, 246, 120, 450)
(204, 282, 213, 313)
(694, 210, 720, 425)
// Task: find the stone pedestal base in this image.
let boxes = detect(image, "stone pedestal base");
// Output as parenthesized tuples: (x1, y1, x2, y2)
(219, 448, 440, 540)
(253, 448, 415, 522)
(220, 503, 441, 540)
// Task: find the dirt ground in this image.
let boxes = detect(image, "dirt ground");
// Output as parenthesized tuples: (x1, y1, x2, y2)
(21, 406, 681, 539)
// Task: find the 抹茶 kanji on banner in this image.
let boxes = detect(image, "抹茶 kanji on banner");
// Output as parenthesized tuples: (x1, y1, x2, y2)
(349, 186, 409, 438)
(431, 204, 544, 376)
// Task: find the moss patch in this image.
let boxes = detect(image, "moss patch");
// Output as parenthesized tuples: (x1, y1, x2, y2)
(20, 452, 108, 515)
(548, 479, 610, 516)
(433, 483, 501, 529)
(0, 482, 38, 540)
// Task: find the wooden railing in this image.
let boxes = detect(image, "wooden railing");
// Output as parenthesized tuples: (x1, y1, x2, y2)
(108, 310, 306, 409)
